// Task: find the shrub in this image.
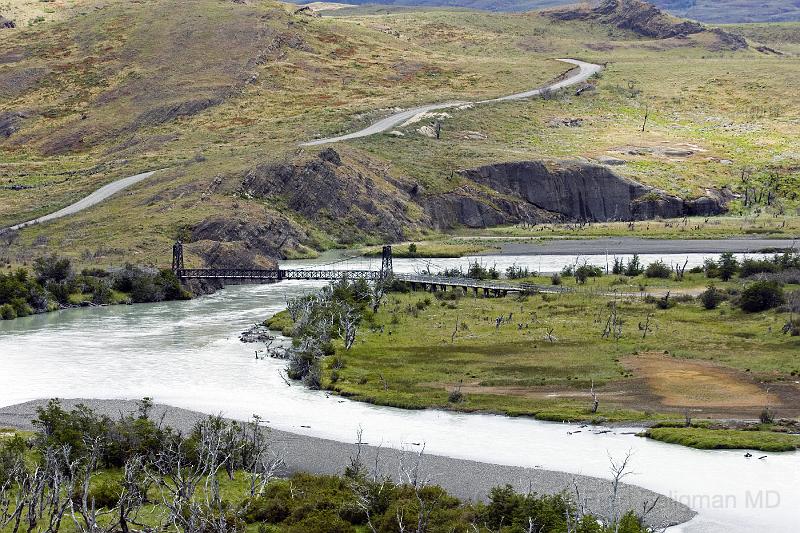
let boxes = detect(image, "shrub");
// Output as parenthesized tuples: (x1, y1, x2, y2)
(33, 255, 72, 284)
(700, 285, 725, 310)
(718, 252, 739, 282)
(550, 273, 562, 286)
(740, 258, 778, 278)
(574, 264, 603, 285)
(0, 303, 17, 320)
(703, 258, 720, 279)
(655, 294, 675, 310)
(738, 281, 785, 313)
(89, 477, 123, 508)
(45, 280, 72, 305)
(92, 282, 115, 305)
(466, 261, 499, 280)
(505, 264, 532, 279)
(624, 254, 643, 276)
(644, 261, 672, 279)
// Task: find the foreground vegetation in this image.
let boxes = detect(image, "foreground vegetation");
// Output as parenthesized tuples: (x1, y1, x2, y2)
(0, 400, 655, 532)
(0, 255, 189, 320)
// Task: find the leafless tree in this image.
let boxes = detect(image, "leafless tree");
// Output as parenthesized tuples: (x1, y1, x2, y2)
(396, 445, 436, 533)
(602, 301, 623, 341)
(590, 380, 599, 414)
(608, 450, 635, 533)
(337, 302, 360, 350)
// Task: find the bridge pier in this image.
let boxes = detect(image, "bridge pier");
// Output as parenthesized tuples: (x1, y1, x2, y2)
(483, 288, 490, 297)
(472, 287, 478, 297)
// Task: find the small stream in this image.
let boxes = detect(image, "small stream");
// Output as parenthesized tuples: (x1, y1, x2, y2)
(0, 252, 796, 532)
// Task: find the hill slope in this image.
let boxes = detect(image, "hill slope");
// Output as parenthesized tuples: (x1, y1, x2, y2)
(308, 0, 800, 23)
(1, 0, 798, 268)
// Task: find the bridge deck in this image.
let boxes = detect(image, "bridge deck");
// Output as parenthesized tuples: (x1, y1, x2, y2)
(176, 268, 573, 295)
(177, 269, 383, 281)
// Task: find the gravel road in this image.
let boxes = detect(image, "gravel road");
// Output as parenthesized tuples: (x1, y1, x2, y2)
(0, 398, 694, 530)
(3, 170, 157, 232)
(301, 59, 602, 146)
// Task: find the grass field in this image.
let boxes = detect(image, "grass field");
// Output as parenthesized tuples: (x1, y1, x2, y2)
(291, 288, 800, 426)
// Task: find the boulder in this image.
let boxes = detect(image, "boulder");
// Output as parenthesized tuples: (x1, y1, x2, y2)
(0, 16, 15, 29)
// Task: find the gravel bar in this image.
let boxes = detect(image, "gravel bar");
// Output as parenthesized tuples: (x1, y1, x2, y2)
(497, 237, 797, 255)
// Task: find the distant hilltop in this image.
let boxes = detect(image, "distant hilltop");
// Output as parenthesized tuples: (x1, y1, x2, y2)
(307, 0, 800, 23)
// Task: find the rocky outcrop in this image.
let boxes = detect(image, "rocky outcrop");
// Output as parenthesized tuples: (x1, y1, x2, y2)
(240, 149, 418, 244)
(549, 0, 703, 38)
(189, 214, 308, 267)
(460, 160, 728, 222)
(548, 0, 745, 48)
(187, 150, 729, 266)
(0, 16, 14, 29)
(0, 111, 26, 138)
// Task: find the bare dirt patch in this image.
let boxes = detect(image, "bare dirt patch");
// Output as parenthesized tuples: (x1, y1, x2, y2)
(622, 352, 778, 409)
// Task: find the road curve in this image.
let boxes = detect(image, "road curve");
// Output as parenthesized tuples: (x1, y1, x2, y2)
(301, 58, 602, 147)
(3, 60, 600, 231)
(3, 170, 157, 232)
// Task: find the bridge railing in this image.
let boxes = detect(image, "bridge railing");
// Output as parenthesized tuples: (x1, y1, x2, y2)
(176, 268, 384, 281)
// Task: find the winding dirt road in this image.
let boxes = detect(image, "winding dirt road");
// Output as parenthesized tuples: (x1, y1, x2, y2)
(3, 59, 601, 230)
(301, 58, 603, 146)
(4, 170, 157, 232)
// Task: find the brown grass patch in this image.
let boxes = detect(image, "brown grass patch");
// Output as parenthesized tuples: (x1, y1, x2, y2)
(623, 352, 778, 408)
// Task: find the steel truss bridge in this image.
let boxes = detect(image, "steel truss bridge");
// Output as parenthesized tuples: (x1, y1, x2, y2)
(171, 242, 568, 296)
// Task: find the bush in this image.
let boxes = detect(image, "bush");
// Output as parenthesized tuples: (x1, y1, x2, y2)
(89, 477, 123, 508)
(0, 303, 17, 320)
(550, 273, 562, 286)
(624, 254, 643, 276)
(700, 285, 726, 310)
(33, 255, 72, 284)
(574, 264, 603, 284)
(505, 264, 532, 279)
(718, 252, 739, 282)
(738, 281, 785, 313)
(644, 261, 672, 279)
(740, 258, 779, 278)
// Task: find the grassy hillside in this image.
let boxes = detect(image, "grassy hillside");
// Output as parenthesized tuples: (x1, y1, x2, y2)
(1, 0, 799, 268)
(310, 0, 800, 23)
(335, 8, 800, 201)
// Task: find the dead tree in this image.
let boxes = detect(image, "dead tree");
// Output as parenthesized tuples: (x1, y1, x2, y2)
(641, 105, 649, 133)
(602, 301, 623, 341)
(337, 302, 360, 350)
(396, 445, 437, 533)
(639, 313, 654, 339)
(608, 451, 635, 533)
(674, 259, 688, 281)
(590, 380, 599, 414)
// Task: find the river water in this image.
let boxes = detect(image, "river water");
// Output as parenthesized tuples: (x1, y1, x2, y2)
(0, 253, 797, 532)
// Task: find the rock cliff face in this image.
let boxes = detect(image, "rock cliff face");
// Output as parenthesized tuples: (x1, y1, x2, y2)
(548, 0, 746, 49)
(240, 148, 419, 244)
(460, 160, 729, 222)
(188, 150, 730, 265)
